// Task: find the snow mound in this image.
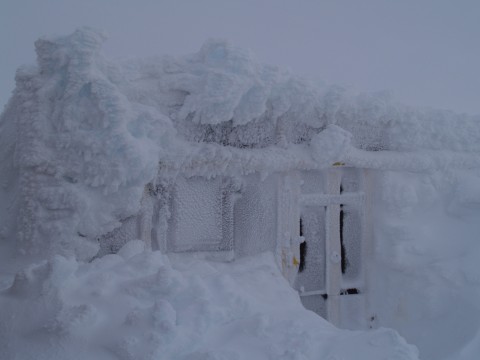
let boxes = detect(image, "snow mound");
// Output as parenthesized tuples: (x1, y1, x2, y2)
(175, 39, 322, 127)
(371, 169, 480, 360)
(0, 245, 419, 360)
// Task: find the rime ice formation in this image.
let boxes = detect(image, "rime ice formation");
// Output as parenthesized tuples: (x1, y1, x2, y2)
(0, 28, 477, 260)
(1, 28, 480, 360)
(2, 28, 479, 261)
(0, 28, 178, 260)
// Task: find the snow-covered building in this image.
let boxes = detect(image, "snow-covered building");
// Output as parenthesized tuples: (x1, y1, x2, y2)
(2, 28, 480, 339)
(99, 136, 371, 327)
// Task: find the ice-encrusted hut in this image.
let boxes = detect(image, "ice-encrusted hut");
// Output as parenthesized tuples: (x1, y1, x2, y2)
(100, 125, 371, 327)
(2, 28, 480, 330)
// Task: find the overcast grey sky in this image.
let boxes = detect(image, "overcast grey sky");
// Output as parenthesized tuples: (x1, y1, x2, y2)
(1, 0, 479, 114)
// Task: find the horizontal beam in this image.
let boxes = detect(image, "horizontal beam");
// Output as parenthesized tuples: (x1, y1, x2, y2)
(299, 288, 362, 297)
(299, 289, 327, 297)
(300, 192, 364, 207)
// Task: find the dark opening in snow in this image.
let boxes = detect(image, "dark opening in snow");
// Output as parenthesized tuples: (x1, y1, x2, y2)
(299, 217, 307, 273)
(340, 288, 360, 295)
(340, 205, 349, 274)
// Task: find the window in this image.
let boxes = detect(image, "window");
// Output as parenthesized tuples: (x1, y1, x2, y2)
(167, 176, 235, 252)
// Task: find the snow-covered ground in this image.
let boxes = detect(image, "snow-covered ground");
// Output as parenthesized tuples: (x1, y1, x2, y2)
(1, 28, 480, 359)
(0, 242, 418, 360)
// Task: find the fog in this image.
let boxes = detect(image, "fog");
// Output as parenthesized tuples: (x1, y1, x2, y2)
(1, 0, 479, 114)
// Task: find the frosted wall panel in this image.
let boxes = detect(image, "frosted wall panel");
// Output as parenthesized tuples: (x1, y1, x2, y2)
(168, 176, 223, 251)
(234, 175, 277, 257)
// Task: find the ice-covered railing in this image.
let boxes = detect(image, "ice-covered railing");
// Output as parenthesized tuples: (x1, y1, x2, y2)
(1, 27, 480, 260)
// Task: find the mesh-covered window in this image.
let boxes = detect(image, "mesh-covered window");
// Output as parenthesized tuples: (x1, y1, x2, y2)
(167, 176, 234, 252)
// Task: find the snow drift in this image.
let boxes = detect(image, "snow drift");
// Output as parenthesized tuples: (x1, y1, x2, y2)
(0, 242, 419, 360)
(371, 169, 480, 360)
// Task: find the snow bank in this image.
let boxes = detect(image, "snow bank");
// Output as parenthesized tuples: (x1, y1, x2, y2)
(371, 169, 480, 360)
(0, 244, 419, 360)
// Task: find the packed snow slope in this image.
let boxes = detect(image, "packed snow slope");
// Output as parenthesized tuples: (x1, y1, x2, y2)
(0, 243, 419, 360)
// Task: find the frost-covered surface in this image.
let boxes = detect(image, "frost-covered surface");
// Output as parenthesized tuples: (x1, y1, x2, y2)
(0, 28, 179, 261)
(0, 244, 419, 360)
(1, 28, 480, 360)
(1, 28, 480, 261)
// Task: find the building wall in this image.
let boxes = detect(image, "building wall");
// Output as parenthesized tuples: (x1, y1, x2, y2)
(233, 174, 278, 257)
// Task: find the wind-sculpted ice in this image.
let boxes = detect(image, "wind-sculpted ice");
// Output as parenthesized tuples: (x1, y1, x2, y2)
(1, 27, 479, 259)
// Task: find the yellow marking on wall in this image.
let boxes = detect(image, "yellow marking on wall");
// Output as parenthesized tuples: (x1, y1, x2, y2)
(293, 256, 300, 267)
